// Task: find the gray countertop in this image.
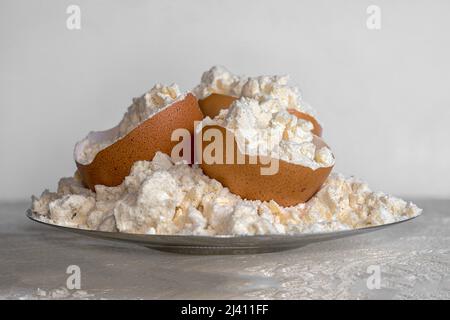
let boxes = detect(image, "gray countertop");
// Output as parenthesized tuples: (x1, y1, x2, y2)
(0, 199, 449, 300)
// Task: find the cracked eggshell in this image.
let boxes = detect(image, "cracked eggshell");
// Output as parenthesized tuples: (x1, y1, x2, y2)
(75, 93, 203, 190)
(196, 124, 333, 206)
(198, 93, 322, 136)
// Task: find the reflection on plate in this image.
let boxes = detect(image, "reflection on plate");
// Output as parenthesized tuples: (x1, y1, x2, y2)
(26, 210, 418, 255)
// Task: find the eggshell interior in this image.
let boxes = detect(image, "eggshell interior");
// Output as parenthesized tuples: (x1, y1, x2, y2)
(287, 109, 323, 137)
(196, 124, 333, 206)
(75, 93, 203, 190)
(198, 93, 322, 136)
(198, 93, 238, 119)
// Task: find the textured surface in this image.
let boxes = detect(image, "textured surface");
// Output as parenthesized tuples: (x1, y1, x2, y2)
(0, 199, 448, 300)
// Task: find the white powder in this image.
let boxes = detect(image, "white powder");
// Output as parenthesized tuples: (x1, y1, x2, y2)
(193, 65, 317, 118)
(204, 97, 334, 169)
(194, 65, 245, 99)
(75, 83, 184, 165)
(195, 66, 332, 169)
(32, 152, 422, 236)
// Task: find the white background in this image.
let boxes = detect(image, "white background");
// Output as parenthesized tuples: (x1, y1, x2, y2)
(1, 0, 449, 201)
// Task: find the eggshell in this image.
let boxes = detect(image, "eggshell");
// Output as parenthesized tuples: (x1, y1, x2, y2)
(198, 93, 238, 118)
(196, 124, 333, 206)
(198, 93, 322, 136)
(75, 93, 203, 190)
(287, 109, 322, 137)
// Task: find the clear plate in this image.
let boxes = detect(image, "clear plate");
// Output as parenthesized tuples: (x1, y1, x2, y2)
(26, 210, 419, 255)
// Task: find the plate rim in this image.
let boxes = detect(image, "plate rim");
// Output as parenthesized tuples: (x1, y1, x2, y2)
(25, 208, 421, 241)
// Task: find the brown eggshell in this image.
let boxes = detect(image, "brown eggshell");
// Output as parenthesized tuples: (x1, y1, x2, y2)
(198, 93, 322, 136)
(196, 124, 333, 206)
(75, 93, 203, 190)
(198, 93, 238, 118)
